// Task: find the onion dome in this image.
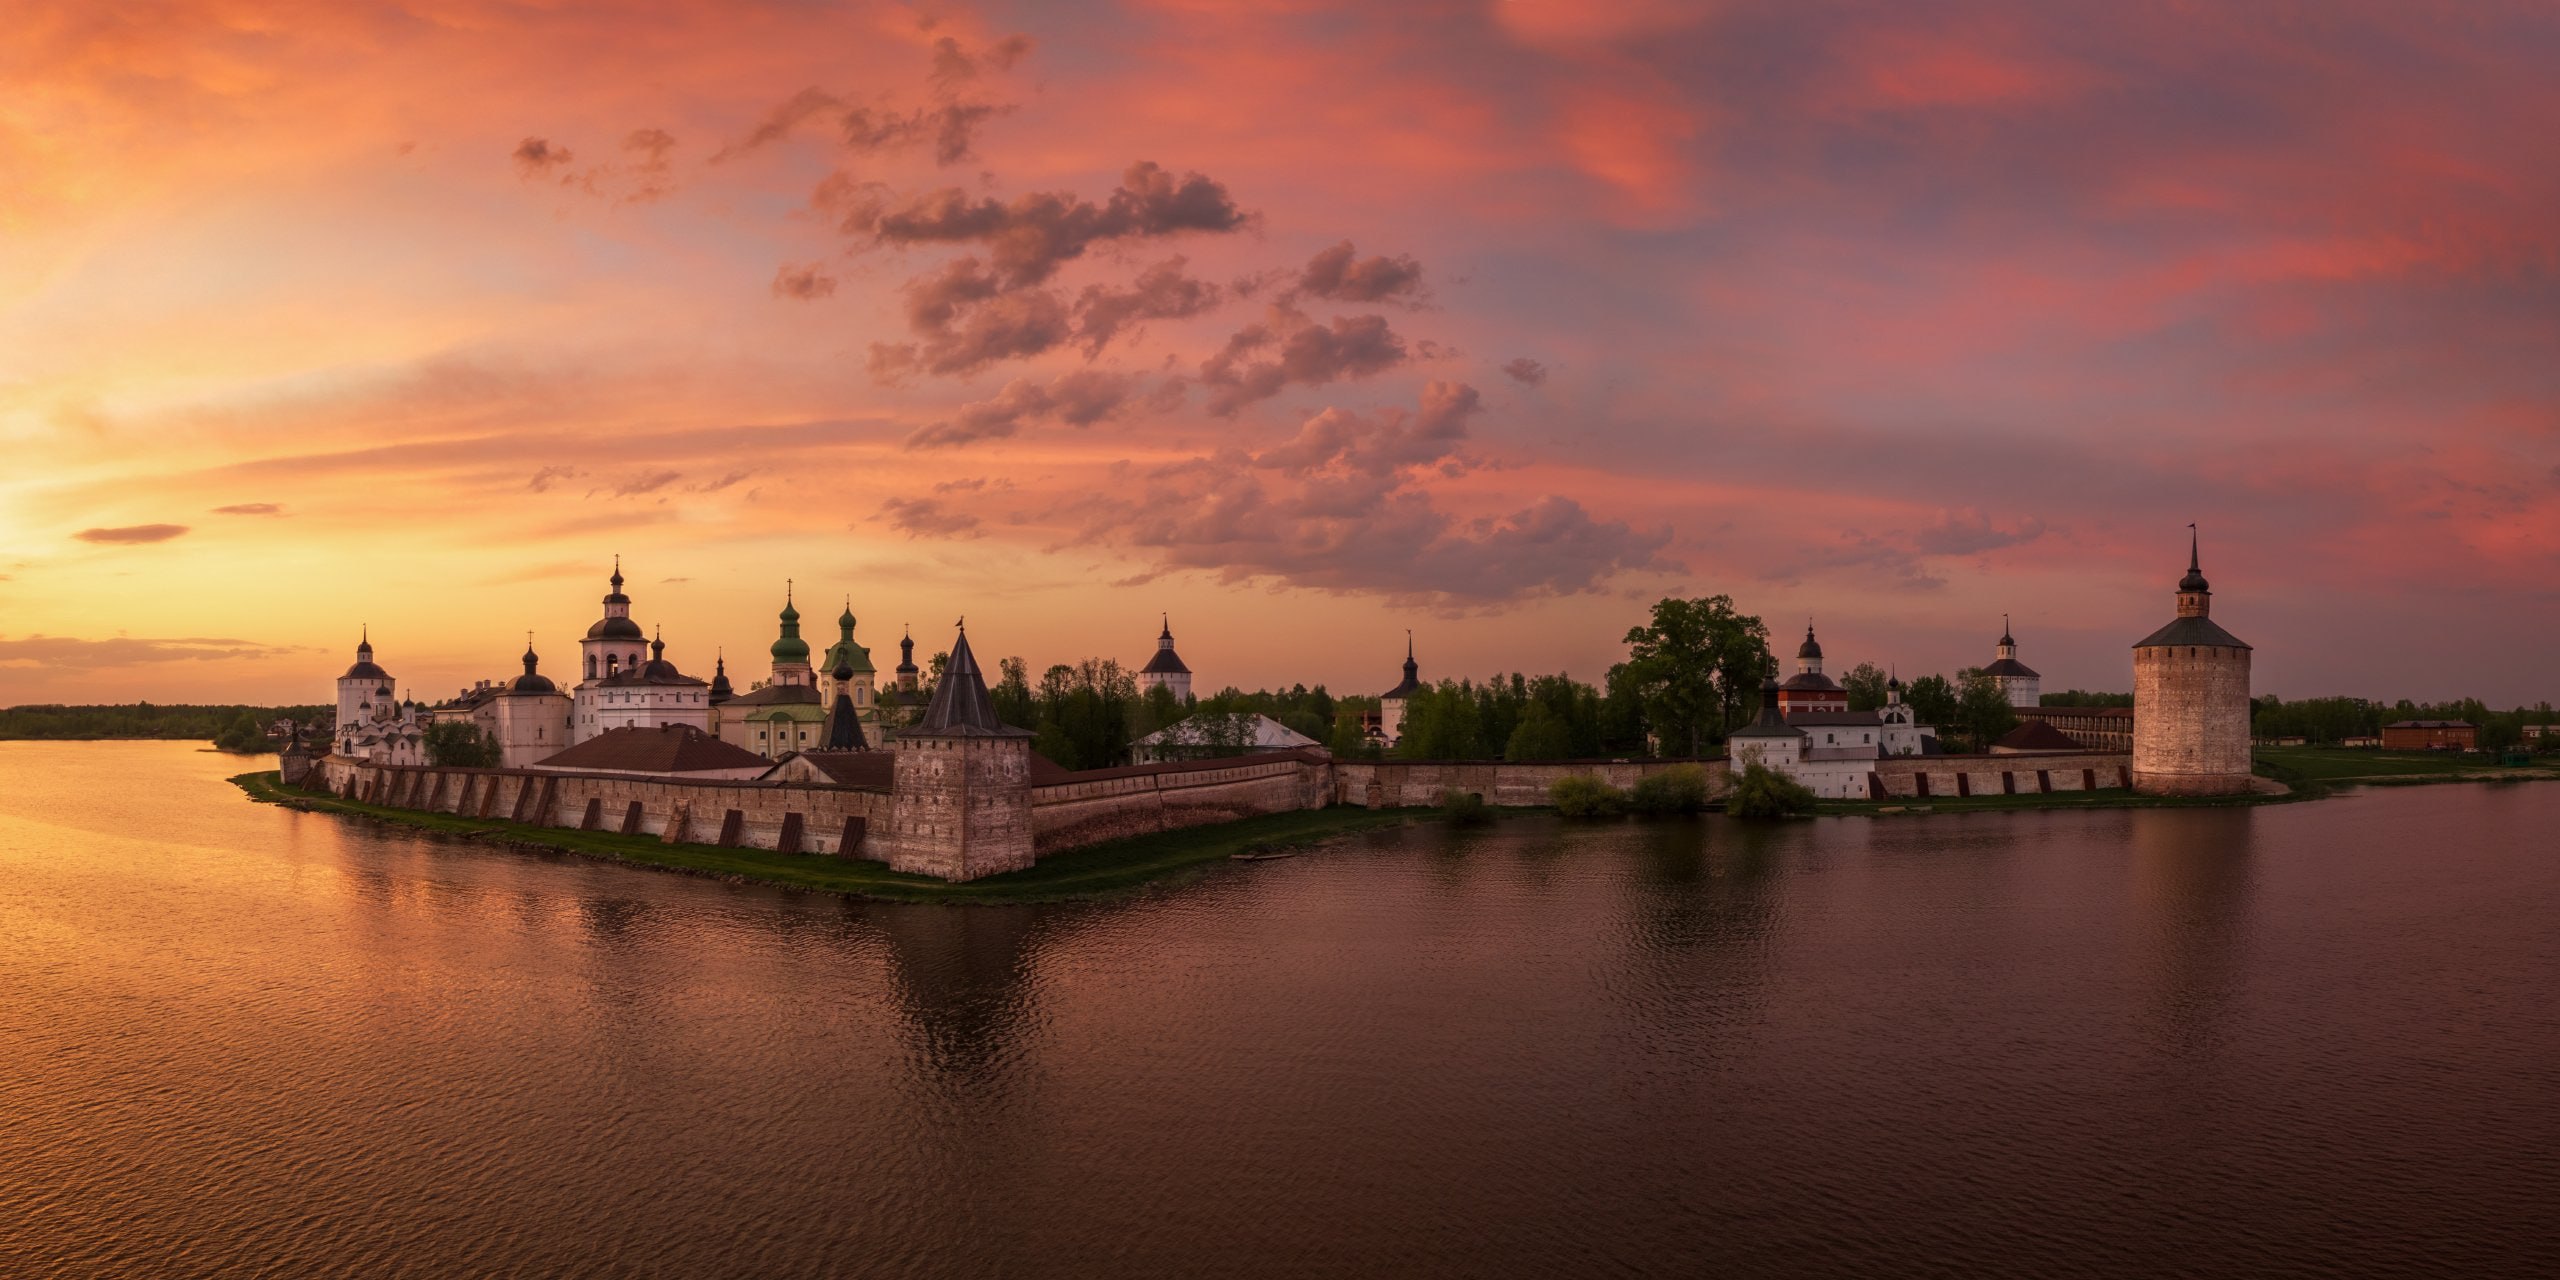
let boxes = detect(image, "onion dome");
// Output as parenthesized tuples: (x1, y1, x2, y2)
(709, 651, 734, 704)
(341, 628, 391, 681)
(820, 599, 874, 675)
(1887, 670, 1904, 692)
(587, 558, 644, 639)
(2178, 527, 2210, 593)
(604, 554, 629, 605)
(896, 626, 918, 676)
(833, 657, 855, 683)
(1797, 624, 1823, 661)
(1999, 615, 2015, 648)
(510, 636, 558, 693)
(641, 630, 682, 679)
(770, 584, 810, 665)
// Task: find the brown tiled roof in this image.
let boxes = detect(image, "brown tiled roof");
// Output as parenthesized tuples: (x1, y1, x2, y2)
(1994, 720, 2084, 751)
(534, 724, 769, 773)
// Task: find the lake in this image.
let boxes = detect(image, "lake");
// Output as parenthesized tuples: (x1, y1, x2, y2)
(3, 741, 2556, 1278)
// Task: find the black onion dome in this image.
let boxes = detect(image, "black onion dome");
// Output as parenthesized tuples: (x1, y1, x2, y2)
(1797, 626, 1823, 660)
(2178, 528, 2210, 592)
(587, 615, 646, 640)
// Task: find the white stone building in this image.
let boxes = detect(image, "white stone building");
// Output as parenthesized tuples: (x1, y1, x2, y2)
(573, 558, 654, 742)
(331, 631, 427, 765)
(1729, 671, 1943, 799)
(1138, 616, 1194, 701)
(1371, 635, 1422, 747)
(1982, 617, 2042, 709)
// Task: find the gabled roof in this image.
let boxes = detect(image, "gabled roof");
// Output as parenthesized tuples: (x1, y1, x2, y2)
(909, 627, 1032, 738)
(533, 724, 769, 773)
(1134, 712, 1316, 751)
(1994, 720, 2083, 751)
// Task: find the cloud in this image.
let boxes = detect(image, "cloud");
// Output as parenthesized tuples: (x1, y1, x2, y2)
(1501, 357, 1548, 386)
(1072, 256, 1221, 356)
(878, 497, 983, 538)
(841, 101, 1007, 165)
(1063, 381, 1666, 601)
(690, 471, 753, 493)
(712, 87, 842, 162)
(908, 370, 1141, 448)
(854, 161, 1253, 288)
(1201, 308, 1409, 414)
(1295, 241, 1426, 304)
(0, 635, 304, 667)
(75, 524, 189, 544)
(621, 127, 677, 200)
(870, 256, 1072, 379)
(1911, 508, 2049, 555)
(211, 502, 284, 515)
(609, 470, 683, 496)
(930, 34, 1033, 90)
(526, 465, 580, 493)
(512, 137, 572, 176)
(772, 262, 838, 300)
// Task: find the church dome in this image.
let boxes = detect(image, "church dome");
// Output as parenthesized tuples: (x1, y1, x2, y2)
(1797, 626, 1823, 661)
(586, 615, 645, 640)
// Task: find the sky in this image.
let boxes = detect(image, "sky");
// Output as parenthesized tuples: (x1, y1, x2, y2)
(3, 0, 2557, 709)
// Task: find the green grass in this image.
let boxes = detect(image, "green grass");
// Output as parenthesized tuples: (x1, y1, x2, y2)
(231, 772, 1436, 903)
(2253, 746, 2559, 785)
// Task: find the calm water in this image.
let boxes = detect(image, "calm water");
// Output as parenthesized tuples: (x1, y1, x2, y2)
(4, 742, 2558, 1278)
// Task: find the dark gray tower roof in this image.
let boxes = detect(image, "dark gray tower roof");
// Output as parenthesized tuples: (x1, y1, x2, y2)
(910, 625, 1031, 737)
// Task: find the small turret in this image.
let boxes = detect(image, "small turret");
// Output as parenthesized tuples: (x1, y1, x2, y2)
(709, 650, 734, 704)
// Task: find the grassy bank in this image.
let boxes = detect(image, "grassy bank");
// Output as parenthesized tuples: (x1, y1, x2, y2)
(231, 771, 1435, 903)
(2252, 746, 2559, 787)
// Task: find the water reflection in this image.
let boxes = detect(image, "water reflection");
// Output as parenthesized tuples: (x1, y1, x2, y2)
(865, 904, 1048, 1087)
(2131, 811, 2257, 1057)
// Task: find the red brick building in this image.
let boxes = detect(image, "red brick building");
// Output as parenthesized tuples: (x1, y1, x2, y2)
(2381, 720, 2476, 751)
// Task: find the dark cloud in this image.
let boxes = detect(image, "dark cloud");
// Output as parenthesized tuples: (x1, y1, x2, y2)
(0, 635, 303, 667)
(935, 477, 990, 493)
(1296, 241, 1426, 304)
(841, 102, 1006, 165)
(855, 161, 1253, 288)
(526, 465, 579, 493)
(1761, 532, 1948, 592)
(878, 497, 983, 539)
(929, 33, 1033, 90)
(908, 370, 1141, 449)
(1072, 256, 1221, 356)
(690, 471, 753, 493)
(713, 87, 842, 162)
(512, 137, 572, 176)
(621, 128, 677, 201)
(1200, 308, 1409, 415)
(75, 524, 189, 544)
(211, 502, 283, 516)
(1501, 357, 1548, 386)
(772, 262, 838, 300)
(1062, 381, 1665, 601)
(609, 470, 683, 497)
(1911, 508, 2049, 555)
(870, 256, 1072, 379)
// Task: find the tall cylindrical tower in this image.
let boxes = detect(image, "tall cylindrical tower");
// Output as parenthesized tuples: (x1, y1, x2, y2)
(2133, 530, 2254, 796)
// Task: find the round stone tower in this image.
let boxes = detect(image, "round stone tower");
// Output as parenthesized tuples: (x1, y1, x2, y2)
(2133, 529, 2254, 796)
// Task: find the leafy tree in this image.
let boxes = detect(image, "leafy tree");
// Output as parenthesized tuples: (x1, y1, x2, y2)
(1957, 675, 2020, 751)
(423, 721, 500, 768)
(1032, 722, 1076, 769)
(1903, 675, 1961, 732)
(1842, 662, 1889, 713)
(1619, 595, 1771, 756)
(1504, 701, 1574, 761)
(1727, 762, 1816, 819)
(1327, 711, 1382, 759)
(2041, 689, 2134, 708)
(213, 712, 269, 753)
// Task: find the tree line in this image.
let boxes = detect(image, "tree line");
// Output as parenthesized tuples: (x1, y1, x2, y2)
(0, 703, 326, 746)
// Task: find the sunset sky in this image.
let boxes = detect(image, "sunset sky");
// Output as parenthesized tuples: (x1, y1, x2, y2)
(4, 0, 2557, 708)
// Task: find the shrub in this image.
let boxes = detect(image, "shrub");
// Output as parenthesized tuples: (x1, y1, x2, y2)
(1725, 763, 1815, 820)
(1437, 789, 1494, 827)
(1549, 773, 1629, 818)
(1630, 765, 1712, 816)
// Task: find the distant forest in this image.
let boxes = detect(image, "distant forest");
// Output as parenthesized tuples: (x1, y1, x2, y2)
(0, 704, 328, 747)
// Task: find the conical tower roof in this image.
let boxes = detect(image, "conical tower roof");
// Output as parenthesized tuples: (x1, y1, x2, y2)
(910, 624, 1030, 737)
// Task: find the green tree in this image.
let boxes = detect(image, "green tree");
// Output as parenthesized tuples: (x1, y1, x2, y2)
(1504, 701, 1574, 761)
(1727, 762, 1815, 819)
(213, 712, 268, 753)
(1903, 675, 1961, 732)
(422, 721, 500, 768)
(1842, 662, 1889, 712)
(1620, 595, 1771, 756)
(1957, 675, 2020, 751)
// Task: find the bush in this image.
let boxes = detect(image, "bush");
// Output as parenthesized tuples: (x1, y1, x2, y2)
(1725, 763, 1815, 820)
(1549, 773, 1629, 818)
(1630, 765, 1713, 815)
(1437, 789, 1494, 827)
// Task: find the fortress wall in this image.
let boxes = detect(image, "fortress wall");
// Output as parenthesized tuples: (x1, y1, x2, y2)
(1871, 753, 2131, 800)
(1027, 755, 1322, 854)
(1333, 759, 1728, 809)
(315, 757, 890, 855)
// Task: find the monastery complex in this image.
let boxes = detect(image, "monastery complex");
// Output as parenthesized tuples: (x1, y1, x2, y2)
(306, 535, 2257, 881)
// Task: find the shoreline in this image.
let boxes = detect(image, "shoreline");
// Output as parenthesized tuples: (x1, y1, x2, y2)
(230, 771, 1435, 904)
